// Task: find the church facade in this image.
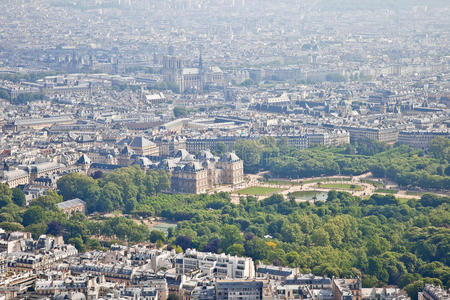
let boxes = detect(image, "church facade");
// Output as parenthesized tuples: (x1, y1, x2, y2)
(162, 55, 224, 93)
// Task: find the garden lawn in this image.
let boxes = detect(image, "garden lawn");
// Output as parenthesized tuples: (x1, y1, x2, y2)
(317, 183, 363, 191)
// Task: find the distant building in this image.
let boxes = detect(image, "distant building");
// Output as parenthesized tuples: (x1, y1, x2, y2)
(12, 116, 74, 130)
(0, 169, 29, 187)
(307, 130, 350, 147)
(57, 198, 86, 215)
(186, 137, 238, 154)
(342, 126, 398, 143)
(29, 161, 66, 182)
(361, 287, 409, 300)
(0, 253, 7, 277)
(176, 249, 255, 279)
(181, 68, 203, 92)
(332, 278, 361, 300)
(284, 274, 332, 289)
(171, 161, 209, 194)
(398, 131, 449, 150)
(215, 280, 264, 300)
(162, 55, 224, 93)
(275, 283, 313, 300)
(255, 263, 299, 281)
(142, 92, 167, 105)
(168, 151, 244, 194)
(154, 136, 187, 157)
(129, 136, 159, 157)
(0, 231, 33, 254)
(120, 287, 158, 300)
(418, 285, 449, 300)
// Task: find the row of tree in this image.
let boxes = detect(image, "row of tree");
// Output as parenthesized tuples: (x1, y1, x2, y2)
(57, 166, 170, 213)
(234, 137, 450, 190)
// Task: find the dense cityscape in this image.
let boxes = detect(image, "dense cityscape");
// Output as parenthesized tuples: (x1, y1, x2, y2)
(0, 0, 449, 300)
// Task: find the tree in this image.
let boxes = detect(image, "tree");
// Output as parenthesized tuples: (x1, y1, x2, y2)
(31, 191, 62, 210)
(245, 237, 270, 260)
(234, 140, 263, 173)
(25, 223, 47, 239)
(86, 238, 101, 250)
(175, 235, 192, 251)
(91, 170, 104, 179)
(221, 224, 244, 250)
(418, 194, 448, 208)
(286, 251, 301, 266)
(215, 142, 227, 156)
(156, 240, 164, 249)
(0, 184, 12, 208)
(57, 173, 97, 201)
(68, 237, 85, 252)
(173, 106, 188, 118)
(428, 137, 449, 161)
(362, 275, 380, 288)
(150, 230, 166, 243)
(23, 206, 45, 227)
(227, 243, 245, 256)
(0, 212, 13, 223)
(367, 236, 390, 256)
(311, 228, 330, 246)
(156, 171, 170, 193)
(398, 273, 421, 288)
(11, 188, 26, 206)
(203, 238, 221, 253)
(0, 221, 24, 232)
(47, 221, 63, 236)
(99, 182, 122, 212)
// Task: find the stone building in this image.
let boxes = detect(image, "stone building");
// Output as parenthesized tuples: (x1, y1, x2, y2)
(217, 153, 244, 185)
(418, 285, 449, 300)
(342, 126, 398, 143)
(171, 161, 209, 194)
(164, 150, 244, 194)
(332, 278, 362, 300)
(398, 131, 449, 150)
(0, 169, 30, 187)
(129, 136, 159, 157)
(153, 136, 187, 157)
(56, 198, 87, 215)
(216, 280, 264, 300)
(176, 249, 255, 279)
(162, 55, 224, 93)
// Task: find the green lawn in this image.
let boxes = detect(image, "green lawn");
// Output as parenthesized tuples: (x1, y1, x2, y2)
(406, 191, 424, 196)
(265, 180, 302, 186)
(290, 191, 328, 201)
(375, 189, 398, 194)
(237, 186, 283, 196)
(317, 183, 363, 191)
(361, 179, 383, 188)
(148, 222, 177, 234)
(397, 198, 411, 204)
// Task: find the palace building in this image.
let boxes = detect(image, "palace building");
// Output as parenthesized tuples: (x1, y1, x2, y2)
(159, 150, 244, 194)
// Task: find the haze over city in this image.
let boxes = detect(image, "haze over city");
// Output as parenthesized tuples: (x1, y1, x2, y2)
(0, 1, 448, 300)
